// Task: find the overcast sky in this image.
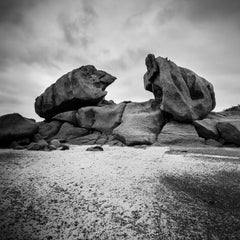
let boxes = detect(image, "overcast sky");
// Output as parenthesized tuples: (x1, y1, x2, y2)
(0, 0, 239, 120)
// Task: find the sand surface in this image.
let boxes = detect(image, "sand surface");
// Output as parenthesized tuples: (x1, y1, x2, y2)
(0, 145, 240, 240)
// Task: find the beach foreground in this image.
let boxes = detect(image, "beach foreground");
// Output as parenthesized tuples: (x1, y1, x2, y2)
(0, 146, 240, 240)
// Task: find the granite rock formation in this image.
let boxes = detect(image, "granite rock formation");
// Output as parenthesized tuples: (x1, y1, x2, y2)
(35, 65, 116, 119)
(1, 56, 239, 150)
(144, 54, 216, 121)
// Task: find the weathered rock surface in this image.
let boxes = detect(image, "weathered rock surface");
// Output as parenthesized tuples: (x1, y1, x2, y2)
(35, 65, 116, 119)
(52, 111, 78, 126)
(205, 139, 222, 147)
(69, 131, 102, 145)
(0, 113, 38, 146)
(27, 139, 48, 151)
(193, 119, 219, 140)
(194, 111, 240, 141)
(144, 54, 215, 121)
(216, 120, 240, 146)
(53, 122, 89, 141)
(155, 121, 203, 146)
(113, 100, 165, 145)
(38, 121, 62, 139)
(50, 139, 61, 148)
(77, 103, 127, 134)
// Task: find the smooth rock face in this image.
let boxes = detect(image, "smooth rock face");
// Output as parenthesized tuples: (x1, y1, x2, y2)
(0, 113, 38, 146)
(193, 119, 219, 140)
(52, 111, 78, 126)
(53, 122, 89, 141)
(35, 65, 116, 119)
(216, 120, 240, 145)
(144, 54, 216, 121)
(77, 103, 127, 134)
(113, 100, 165, 145)
(155, 121, 203, 146)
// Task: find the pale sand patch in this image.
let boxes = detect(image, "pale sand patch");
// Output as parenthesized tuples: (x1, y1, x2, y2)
(0, 145, 240, 239)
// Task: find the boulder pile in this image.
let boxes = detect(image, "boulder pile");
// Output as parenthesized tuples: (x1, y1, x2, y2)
(1, 54, 239, 150)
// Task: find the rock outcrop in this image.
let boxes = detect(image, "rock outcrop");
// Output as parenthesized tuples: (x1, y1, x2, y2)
(0, 113, 38, 146)
(144, 54, 216, 122)
(1, 59, 240, 150)
(113, 100, 165, 145)
(35, 65, 116, 119)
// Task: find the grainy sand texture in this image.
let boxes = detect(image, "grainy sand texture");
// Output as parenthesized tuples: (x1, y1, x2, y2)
(0, 145, 240, 240)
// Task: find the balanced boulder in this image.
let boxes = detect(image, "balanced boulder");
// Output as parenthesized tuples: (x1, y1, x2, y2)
(35, 65, 116, 119)
(0, 113, 38, 146)
(144, 54, 215, 121)
(113, 100, 165, 145)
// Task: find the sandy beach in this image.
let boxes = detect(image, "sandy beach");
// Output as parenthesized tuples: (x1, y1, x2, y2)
(0, 145, 240, 240)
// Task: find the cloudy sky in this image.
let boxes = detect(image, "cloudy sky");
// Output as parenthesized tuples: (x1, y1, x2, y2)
(0, 0, 239, 120)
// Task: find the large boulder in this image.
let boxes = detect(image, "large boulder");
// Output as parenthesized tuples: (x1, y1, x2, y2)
(155, 121, 203, 146)
(216, 120, 240, 146)
(113, 100, 165, 145)
(35, 65, 116, 119)
(144, 54, 215, 122)
(0, 113, 38, 146)
(77, 102, 127, 134)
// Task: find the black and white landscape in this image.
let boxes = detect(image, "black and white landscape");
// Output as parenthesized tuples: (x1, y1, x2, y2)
(0, 0, 240, 239)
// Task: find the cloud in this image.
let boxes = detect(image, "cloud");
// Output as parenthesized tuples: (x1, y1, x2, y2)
(182, 0, 240, 24)
(58, 0, 97, 47)
(0, 0, 42, 24)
